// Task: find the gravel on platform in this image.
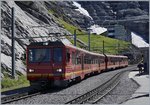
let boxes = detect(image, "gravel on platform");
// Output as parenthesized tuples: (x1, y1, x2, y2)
(9, 66, 138, 104)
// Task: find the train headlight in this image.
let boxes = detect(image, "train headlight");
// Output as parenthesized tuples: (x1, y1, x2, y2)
(29, 69, 34, 72)
(43, 42, 48, 45)
(56, 68, 62, 72)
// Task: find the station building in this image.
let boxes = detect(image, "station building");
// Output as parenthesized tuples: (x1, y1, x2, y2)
(107, 25, 131, 42)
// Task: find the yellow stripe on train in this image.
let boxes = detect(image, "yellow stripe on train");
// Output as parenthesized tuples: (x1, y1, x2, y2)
(27, 68, 99, 77)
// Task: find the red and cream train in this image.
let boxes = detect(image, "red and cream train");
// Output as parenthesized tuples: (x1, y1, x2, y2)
(26, 41, 128, 87)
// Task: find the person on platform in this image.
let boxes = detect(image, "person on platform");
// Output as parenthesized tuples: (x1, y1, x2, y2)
(137, 61, 144, 74)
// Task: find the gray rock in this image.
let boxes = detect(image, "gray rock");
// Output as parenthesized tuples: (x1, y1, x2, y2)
(1, 1, 72, 77)
(117, 8, 148, 18)
(77, 1, 149, 42)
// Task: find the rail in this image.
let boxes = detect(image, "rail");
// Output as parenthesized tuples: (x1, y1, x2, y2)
(1, 89, 41, 104)
(65, 70, 126, 104)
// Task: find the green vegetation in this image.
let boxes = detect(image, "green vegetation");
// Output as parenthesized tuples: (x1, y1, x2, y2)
(48, 9, 130, 54)
(58, 18, 82, 34)
(48, 9, 55, 15)
(79, 34, 130, 54)
(57, 18, 130, 54)
(1, 69, 29, 92)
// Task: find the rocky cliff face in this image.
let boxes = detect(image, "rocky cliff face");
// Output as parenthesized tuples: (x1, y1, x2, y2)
(1, 1, 70, 77)
(78, 1, 149, 42)
(1, 1, 93, 77)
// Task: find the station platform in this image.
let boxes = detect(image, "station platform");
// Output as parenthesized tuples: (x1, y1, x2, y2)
(123, 70, 150, 105)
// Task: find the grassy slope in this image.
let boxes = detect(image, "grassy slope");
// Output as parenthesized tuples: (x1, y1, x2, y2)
(58, 18, 130, 54)
(1, 65, 29, 92)
(1, 74, 29, 92)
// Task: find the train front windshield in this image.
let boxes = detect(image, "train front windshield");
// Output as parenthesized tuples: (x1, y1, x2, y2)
(29, 49, 51, 63)
(28, 48, 62, 63)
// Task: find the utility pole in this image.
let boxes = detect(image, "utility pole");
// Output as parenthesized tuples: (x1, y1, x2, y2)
(74, 29, 76, 46)
(88, 29, 91, 51)
(103, 40, 104, 54)
(11, 7, 15, 79)
(118, 42, 120, 54)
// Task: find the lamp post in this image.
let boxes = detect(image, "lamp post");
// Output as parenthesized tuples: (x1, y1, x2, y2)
(88, 30, 90, 51)
(73, 29, 82, 46)
(103, 40, 104, 54)
(118, 42, 120, 54)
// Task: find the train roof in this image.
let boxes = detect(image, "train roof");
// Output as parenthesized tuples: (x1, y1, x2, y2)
(106, 54, 128, 58)
(65, 44, 127, 58)
(28, 40, 65, 46)
(28, 40, 127, 58)
(66, 44, 105, 57)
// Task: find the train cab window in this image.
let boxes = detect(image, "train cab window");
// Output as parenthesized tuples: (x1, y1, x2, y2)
(54, 48, 62, 63)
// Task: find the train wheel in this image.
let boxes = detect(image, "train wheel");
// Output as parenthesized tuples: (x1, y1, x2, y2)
(76, 76, 81, 82)
(52, 80, 69, 88)
(30, 81, 43, 90)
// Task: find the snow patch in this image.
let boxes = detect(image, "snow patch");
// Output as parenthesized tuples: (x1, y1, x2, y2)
(72, 2, 107, 35)
(61, 38, 72, 45)
(73, 1, 93, 19)
(131, 32, 149, 48)
(90, 25, 107, 35)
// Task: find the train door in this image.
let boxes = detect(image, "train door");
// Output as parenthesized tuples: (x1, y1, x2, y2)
(98, 57, 100, 71)
(65, 48, 76, 79)
(66, 48, 71, 67)
(80, 53, 85, 79)
(105, 55, 108, 70)
(81, 54, 84, 70)
(52, 47, 64, 75)
(119, 58, 121, 67)
(71, 51, 76, 79)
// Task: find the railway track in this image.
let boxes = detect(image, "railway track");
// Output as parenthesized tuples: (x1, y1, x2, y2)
(1, 69, 131, 104)
(65, 70, 127, 104)
(1, 89, 42, 104)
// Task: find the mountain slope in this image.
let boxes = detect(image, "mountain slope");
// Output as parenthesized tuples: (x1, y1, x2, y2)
(78, 1, 149, 43)
(1, 1, 148, 78)
(1, 1, 72, 77)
